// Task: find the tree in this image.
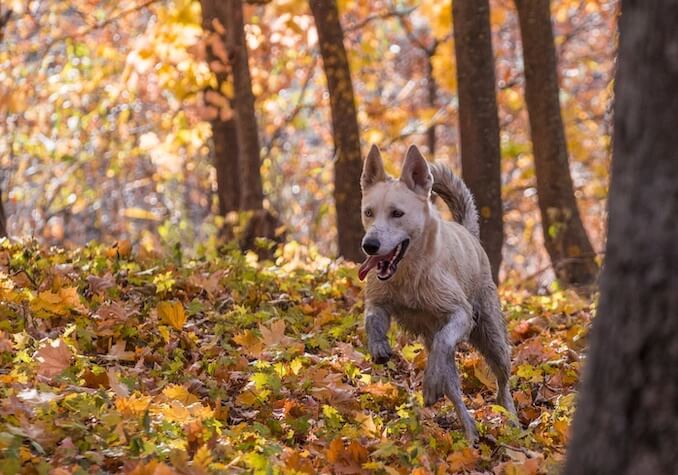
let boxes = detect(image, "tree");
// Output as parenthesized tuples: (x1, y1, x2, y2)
(201, 0, 281, 248)
(0, 7, 9, 238)
(565, 1, 678, 472)
(452, 0, 503, 283)
(224, 0, 263, 211)
(199, 0, 240, 215)
(515, 0, 598, 286)
(309, 0, 364, 262)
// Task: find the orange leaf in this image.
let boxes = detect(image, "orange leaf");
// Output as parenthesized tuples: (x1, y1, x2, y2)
(157, 301, 186, 330)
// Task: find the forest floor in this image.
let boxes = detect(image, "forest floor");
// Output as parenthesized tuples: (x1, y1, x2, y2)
(0, 240, 594, 474)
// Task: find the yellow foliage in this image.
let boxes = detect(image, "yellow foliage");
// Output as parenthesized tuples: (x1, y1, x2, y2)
(431, 41, 457, 92)
(157, 301, 187, 330)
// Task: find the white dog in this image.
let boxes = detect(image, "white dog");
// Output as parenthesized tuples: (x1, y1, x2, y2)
(359, 144, 516, 442)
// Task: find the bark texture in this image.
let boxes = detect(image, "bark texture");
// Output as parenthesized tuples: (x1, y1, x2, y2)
(309, 0, 364, 262)
(515, 0, 598, 286)
(565, 1, 678, 473)
(453, 0, 503, 283)
(224, 0, 263, 210)
(1, 9, 9, 237)
(0, 184, 6, 238)
(199, 0, 241, 215)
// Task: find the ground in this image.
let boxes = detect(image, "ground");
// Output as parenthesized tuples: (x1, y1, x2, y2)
(0, 240, 593, 474)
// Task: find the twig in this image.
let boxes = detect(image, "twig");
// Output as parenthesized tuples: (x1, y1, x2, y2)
(263, 53, 319, 158)
(40, 0, 160, 56)
(344, 6, 417, 32)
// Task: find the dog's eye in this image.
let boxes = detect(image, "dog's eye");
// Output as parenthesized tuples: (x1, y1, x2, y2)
(391, 209, 405, 218)
(364, 209, 374, 218)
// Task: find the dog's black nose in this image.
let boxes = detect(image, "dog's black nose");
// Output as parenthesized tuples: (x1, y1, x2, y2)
(362, 238, 381, 255)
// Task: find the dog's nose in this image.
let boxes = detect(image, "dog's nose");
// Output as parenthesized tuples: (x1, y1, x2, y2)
(362, 238, 381, 255)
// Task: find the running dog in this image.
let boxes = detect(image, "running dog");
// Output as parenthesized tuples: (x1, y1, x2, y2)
(358, 144, 516, 442)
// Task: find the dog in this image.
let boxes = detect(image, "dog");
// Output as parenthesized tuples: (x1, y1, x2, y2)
(358, 144, 516, 442)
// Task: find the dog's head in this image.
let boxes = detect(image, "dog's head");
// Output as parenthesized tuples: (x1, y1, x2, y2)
(358, 144, 433, 281)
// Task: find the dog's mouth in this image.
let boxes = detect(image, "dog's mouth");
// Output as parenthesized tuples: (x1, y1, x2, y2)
(358, 239, 410, 281)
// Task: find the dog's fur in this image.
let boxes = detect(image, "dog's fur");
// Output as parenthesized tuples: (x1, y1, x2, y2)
(360, 144, 516, 442)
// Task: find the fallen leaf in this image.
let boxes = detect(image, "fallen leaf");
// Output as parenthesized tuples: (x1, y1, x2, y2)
(157, 301, 186, 330)
(35, 339, 73, 379)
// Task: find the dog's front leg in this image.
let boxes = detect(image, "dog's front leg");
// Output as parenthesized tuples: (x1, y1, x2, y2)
(365, 305, 392, 364)
(423, 308, 478, 443)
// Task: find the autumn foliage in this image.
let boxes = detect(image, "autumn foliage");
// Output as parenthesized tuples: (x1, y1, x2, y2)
(0, 239, 593, 472)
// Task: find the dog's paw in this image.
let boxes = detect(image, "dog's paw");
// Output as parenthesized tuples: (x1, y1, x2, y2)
(368, 339, 393, 364)
(423, 367, 447, 406)
(465, 424, 479, 445)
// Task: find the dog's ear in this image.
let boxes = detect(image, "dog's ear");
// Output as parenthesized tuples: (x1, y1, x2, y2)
(361, 144, 387, 191)
(400, 145, 433, 196)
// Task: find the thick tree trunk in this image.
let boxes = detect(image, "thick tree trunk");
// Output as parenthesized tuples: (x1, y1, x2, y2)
(199, 0, 241, 215)
(453, 0, 503, 283)
(224, 0, 263, 211)
(212, 121, 241, 214)
(309, 0, 364, 263)
(565, 2, 678, 473)
(515, 0, 598, 286)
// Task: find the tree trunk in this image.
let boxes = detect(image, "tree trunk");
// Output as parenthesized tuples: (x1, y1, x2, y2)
(224, 0, 263, 211)
(1, 9, 10, 237)
(565, 2, 678, 472)
(309, 0, 364, 263)
(199, 0, 241, 215)
(425, 54, 437, 157)
(0, 185, 6, 238)
(515, 0, 598, 286)
(453, 0, 503, 283)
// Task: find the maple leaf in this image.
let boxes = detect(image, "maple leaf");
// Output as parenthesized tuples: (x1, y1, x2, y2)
(233, 329, 264, 357)
(106, 340, 136, 361)
(35, 339, 73, 379)
(157, 301, 187, 330)
(31, 288, 85, 316)
(162, 384, 199, 404)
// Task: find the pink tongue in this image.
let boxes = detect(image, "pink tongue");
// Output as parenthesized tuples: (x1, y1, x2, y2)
(358, 256, 380, 281)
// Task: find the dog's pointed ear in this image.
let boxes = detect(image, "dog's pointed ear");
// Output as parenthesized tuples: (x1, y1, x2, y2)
(361, 144, 387, 191)
(400, 145, 433, 196)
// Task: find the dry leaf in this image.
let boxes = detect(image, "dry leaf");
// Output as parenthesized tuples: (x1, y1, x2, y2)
(35, 339, 72, 378)
(157, 301, 186, 330)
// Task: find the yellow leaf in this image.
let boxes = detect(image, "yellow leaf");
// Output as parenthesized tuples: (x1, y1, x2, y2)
(115, 394, 152, 416)
(31, 287, 84, 317)
(163, 384, 199, 404)
(159, 325, 171, 343)
(192, 445, 213, 472)
(157, 301, 186, 330)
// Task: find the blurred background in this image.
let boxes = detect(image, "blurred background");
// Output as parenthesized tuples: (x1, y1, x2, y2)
(0, 0, 616, 284)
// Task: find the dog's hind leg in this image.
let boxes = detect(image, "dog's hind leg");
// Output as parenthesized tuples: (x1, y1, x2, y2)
(423, 308, 478, 443)
(365, 305, 393, 364)
(470, 286, 517, 416)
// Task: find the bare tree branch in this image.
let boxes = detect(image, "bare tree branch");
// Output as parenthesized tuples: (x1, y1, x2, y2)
(344, 6, 416, 32)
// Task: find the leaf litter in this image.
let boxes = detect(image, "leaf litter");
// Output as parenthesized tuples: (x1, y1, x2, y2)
(0, 240, 594, 473)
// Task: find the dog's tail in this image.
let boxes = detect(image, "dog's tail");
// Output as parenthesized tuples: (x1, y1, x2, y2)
(429, 163, 480, 238)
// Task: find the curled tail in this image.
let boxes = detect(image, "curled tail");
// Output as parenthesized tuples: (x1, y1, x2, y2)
(429, 163, 480, 238)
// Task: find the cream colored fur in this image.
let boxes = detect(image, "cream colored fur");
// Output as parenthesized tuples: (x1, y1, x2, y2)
(360, 144, 516, 443)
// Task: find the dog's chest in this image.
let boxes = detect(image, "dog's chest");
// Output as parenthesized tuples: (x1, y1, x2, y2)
(367, 275, 453, 338)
